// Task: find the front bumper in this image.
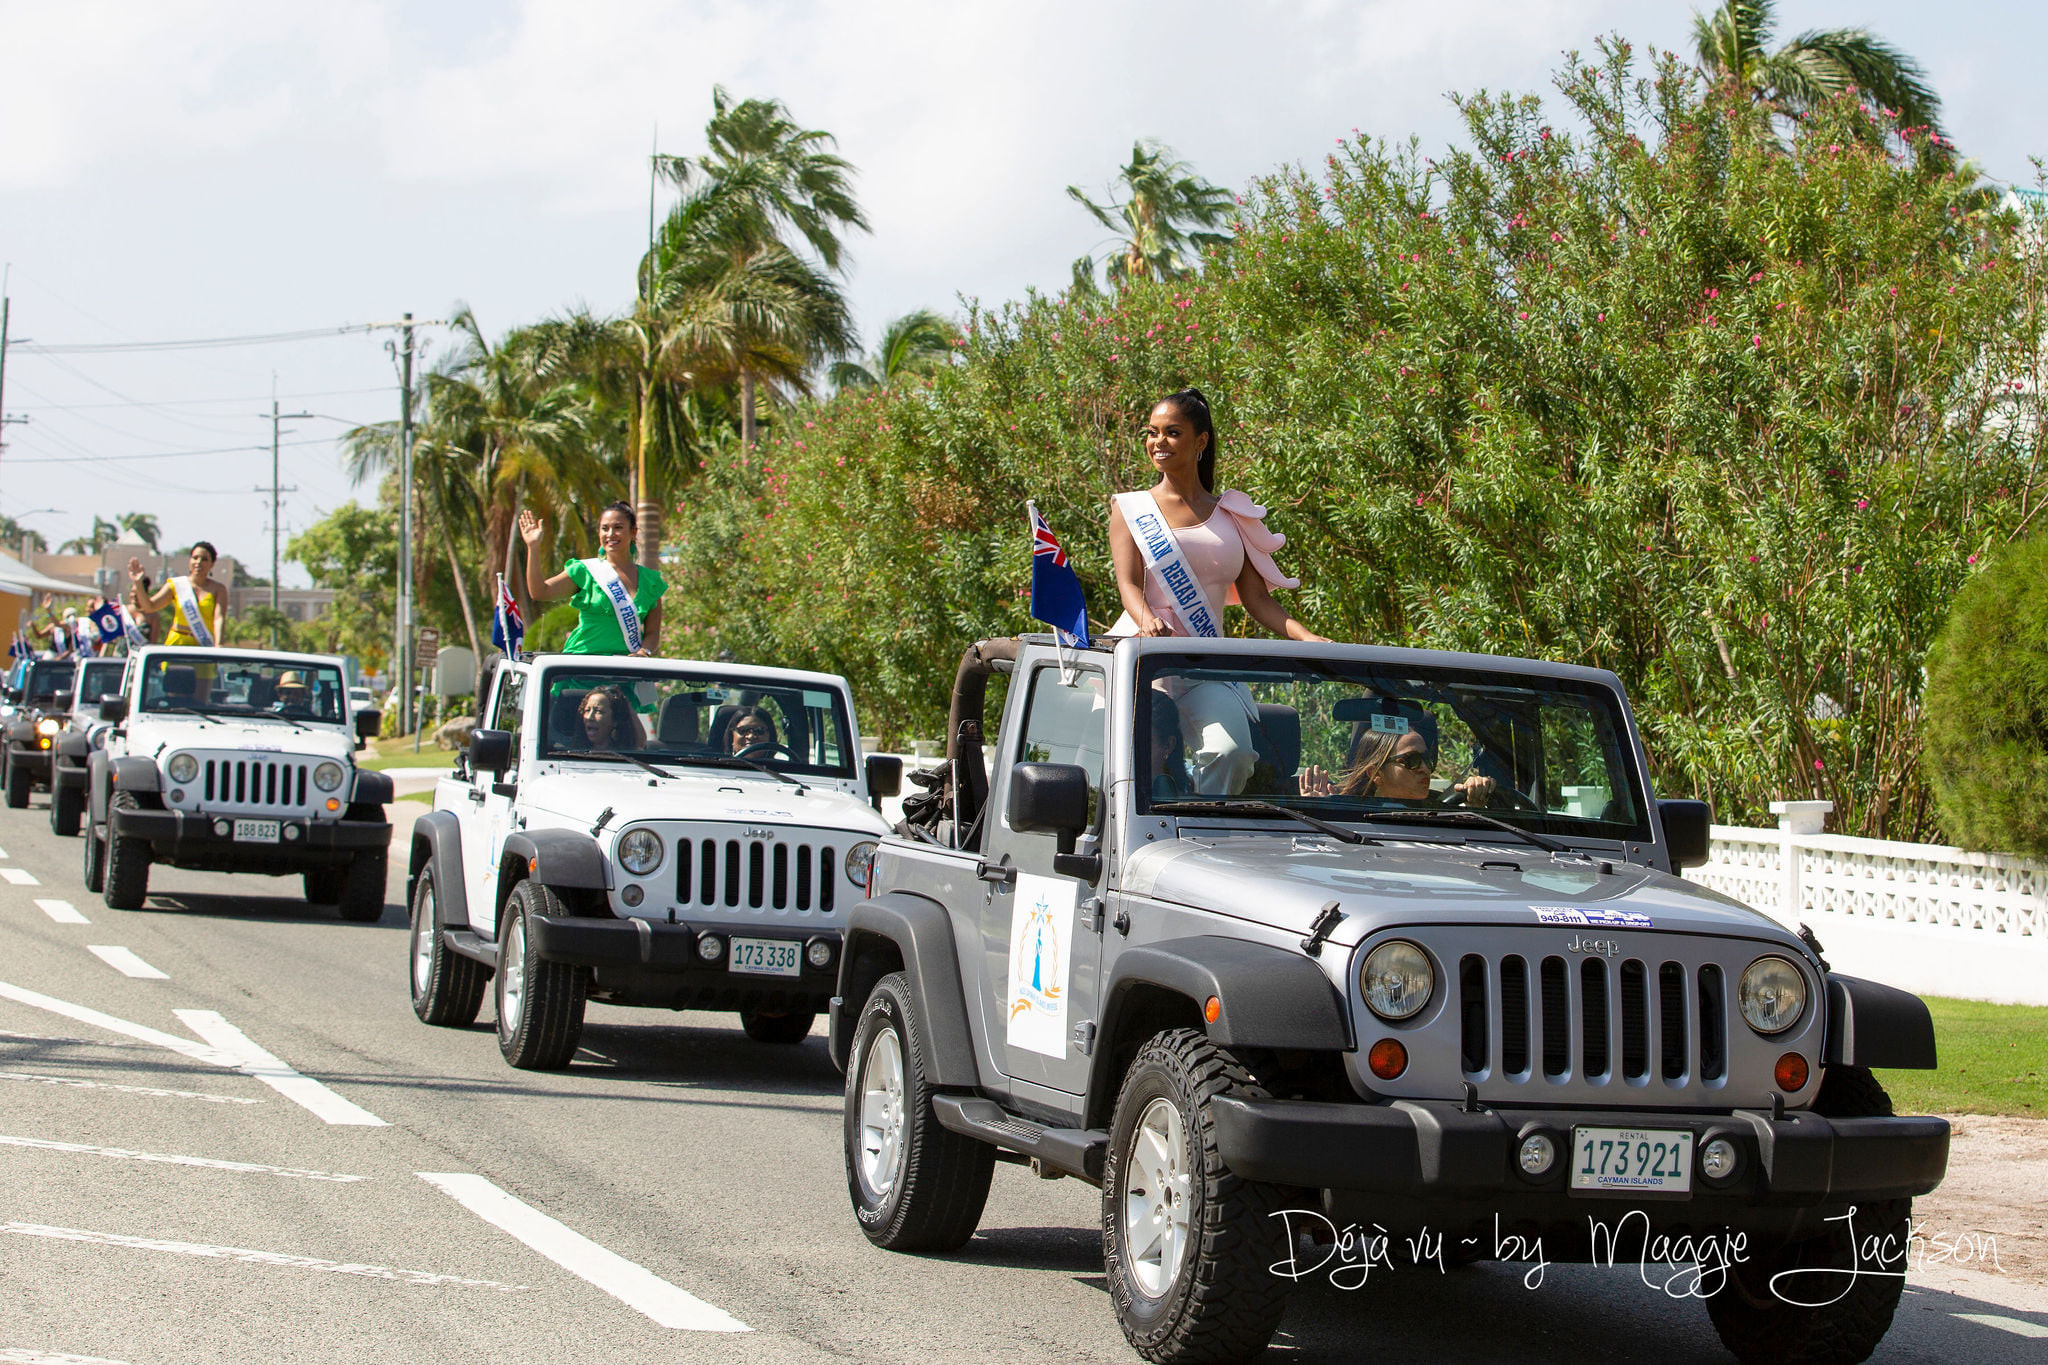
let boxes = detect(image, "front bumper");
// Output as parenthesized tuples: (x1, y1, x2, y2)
(8, 746, 53, 779)
(108, 808, 391, 870)
(1213, 1096, 1948, 1211)
(529, 915, 841, 1010)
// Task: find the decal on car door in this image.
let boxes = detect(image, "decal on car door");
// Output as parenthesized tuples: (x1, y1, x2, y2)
(1006, 871, 1077, 1058)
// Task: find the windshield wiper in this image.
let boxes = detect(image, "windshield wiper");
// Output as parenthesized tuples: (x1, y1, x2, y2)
(554, 747, 680, 781)
(691, 752, 808, 792)
(148, 706, 218, 725)
(1365, 807, 1568, 853)
(1153, 799, 1373, 845)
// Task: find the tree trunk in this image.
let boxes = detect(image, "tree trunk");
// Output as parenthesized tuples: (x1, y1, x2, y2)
(435, 518, 483, 667)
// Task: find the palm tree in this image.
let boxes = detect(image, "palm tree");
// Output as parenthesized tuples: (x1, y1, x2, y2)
(117, 512, 161, 552)
(58, 517, 120, 556)
(829, 310, 960, 391)
(1068, 141, 1235, 288)
(0, 515, 47, 555)
(1692, 1, 1947, 159)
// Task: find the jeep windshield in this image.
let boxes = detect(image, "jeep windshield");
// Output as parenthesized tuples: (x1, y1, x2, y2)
(535, 665, 856, 779)
(25, 661, 76, 705)
(137, 654, 348, 725)
(75, 660, 124, 706)
(1137, 653, 1651, 843)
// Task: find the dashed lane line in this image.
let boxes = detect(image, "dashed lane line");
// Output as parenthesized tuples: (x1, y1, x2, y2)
(174, 1010, 387, 1126)
(0, 1070, 263, 1104)
(0, 1133, 364, 1182)
(0, 869, 40, 886)
(84, 947, 167, 981)
(1953, 1313, 2048, 1339)
(31, 900, 87, 925)
(419, 1173, 748, 1332)
(0, 1348, 133, 1364)
(0, 982, 386, 1125)
(0, 1223, 529, 1291)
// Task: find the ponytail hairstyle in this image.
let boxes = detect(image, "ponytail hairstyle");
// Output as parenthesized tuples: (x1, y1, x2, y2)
(1161, 387, 1218, 492)
(599, 500, 638, 532)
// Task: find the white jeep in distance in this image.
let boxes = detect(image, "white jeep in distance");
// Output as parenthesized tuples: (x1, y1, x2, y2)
(85, 647, 392, 919)
(407, 653, 901, 1071)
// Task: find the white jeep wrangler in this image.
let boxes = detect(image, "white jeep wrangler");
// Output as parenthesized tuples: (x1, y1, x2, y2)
(84, 646, 392, 918)
(406, 652, 901, 1071)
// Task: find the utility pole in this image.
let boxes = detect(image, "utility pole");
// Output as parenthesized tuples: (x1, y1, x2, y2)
(0, 275, 30, 460)
(259, 379, 312, 648)
(398, 313, 418, 747)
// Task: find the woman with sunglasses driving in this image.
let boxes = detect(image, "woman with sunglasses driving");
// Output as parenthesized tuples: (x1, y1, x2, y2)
(1299, 712, 1498, 805)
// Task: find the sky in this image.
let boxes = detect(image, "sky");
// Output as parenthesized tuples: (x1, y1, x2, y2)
(0, 0, 2041, 588)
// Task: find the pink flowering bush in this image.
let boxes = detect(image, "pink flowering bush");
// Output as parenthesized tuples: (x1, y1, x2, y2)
(671, 41, 2044, 837)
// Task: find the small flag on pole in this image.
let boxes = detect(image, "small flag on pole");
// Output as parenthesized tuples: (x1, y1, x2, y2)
(491, 574, 525, 656)
(90, 599, 123, 646)
(1027, 500, 1090, 648)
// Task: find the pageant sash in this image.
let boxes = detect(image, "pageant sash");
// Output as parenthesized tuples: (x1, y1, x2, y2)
(1113, 491, 1222, 637)
(172, 577, 215, 646)
(118, 602, 147, 647)
(583, 558, 643, 653)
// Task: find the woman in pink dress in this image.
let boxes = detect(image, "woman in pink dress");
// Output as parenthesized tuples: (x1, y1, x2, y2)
(1107, 387, 1323, 793)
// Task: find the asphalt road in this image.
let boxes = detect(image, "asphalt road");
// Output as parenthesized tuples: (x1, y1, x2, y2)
(0, 795, 2042, 1364)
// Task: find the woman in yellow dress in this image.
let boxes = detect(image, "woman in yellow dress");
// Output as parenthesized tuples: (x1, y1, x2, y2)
(127, 542, 228, 647)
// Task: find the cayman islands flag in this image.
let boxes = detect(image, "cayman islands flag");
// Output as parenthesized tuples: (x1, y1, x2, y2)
(491, 574, 525, 656)
(1027, 501, 1090, 648)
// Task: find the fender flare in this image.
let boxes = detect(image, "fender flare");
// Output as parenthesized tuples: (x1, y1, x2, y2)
(408, 810, 470, 933)
(351, 769, 394, 807)
(111, 755, 160, 794)
(55, 731, 90, 764)
(1087, 935, 1353, 1120)
(1825, 973, 1938, 1070)
(87, 751, 108, 824)
(496, 829, 611, 919)
(831, 890, 977, 1085)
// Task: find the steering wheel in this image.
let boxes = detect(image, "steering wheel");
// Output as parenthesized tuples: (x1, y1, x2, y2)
(1429, 779, 1541, 812)
(733, 741, 794, 763)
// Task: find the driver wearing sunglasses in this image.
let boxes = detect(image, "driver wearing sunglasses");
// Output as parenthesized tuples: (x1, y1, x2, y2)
(1300, 707, 1499, 805)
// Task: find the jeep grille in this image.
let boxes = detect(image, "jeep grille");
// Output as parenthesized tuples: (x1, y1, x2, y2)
(204, 758, 309, 811)
(1459, 951, 1730, 1089)
(674, 836, 840, 914)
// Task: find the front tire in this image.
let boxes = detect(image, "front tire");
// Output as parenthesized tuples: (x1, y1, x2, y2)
(5, 755, 30, 809)
(409, 866, 487, 1027)
(336, 850, 387, 923)
(741, 1006, 818, 1045)
(81, 815, 107, 893)
(102, 791, 152, 911)
(843, 972, 993, 1252)
(1704, 1067, 1909, 1364)
(50, 782, 82, 837)
(1103, 1029, 1289, 1364)
(494, 881, 587, 1070)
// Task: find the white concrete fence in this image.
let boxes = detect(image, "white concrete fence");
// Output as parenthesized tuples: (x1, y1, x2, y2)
(1685, 801, 2048, 1007)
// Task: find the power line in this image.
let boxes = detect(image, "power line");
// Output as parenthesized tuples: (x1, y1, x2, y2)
(17, 319, 436, 355)
(1, 435, 341, 465)
(17, 384, 392, 413)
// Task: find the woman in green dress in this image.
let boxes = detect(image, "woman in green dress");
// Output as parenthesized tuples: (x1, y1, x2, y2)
(519, 501, 666, 656)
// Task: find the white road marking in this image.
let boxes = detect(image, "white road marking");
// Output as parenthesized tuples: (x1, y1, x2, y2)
(0, 1348, 133, 1364)
(84, 947, 167, 981)
(419, 1173, 748, 1332)
(0, 1070, 262, 1104)
(32, 900, 87, 925)
(0, 846, 10, 859)
(0, 982, 236, 1067)
(0, 1133, 363, 1182)
(1954, 1313, 2048, 1339)
(173, 1010, 386, 1127)
(0, 1222, 528, 1291)
(0, 869, 40, 886)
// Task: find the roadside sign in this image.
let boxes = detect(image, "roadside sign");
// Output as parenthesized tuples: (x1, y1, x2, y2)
(416, 627, 441, 651)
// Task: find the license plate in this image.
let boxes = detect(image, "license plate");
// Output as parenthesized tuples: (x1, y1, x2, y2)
(1570, 1127, 1694, 1194)
(728, 937, 801, 977)
(232, 819, 281, 844)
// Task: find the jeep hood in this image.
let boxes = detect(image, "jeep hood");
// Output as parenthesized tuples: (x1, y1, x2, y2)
(1120, 836, 1792, 947)
(524, 765, 890, 835)
(148, 718, 357, 762)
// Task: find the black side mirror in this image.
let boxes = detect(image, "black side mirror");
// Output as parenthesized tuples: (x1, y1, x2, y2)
(1008, 762, 1100, 882)
(469, 728, 513, 779)
(355, 710, 382, 742)
(99, 695, 129, 723)
(865, 754, 903, 803)
(1658, 798, 1713, 870)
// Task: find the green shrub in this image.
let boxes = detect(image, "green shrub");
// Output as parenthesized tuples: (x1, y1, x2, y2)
(1924, 538, 2048, 853)
(671, 41, 2046, 841)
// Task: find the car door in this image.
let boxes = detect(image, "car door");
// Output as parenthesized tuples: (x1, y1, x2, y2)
(462, 666, 527, 933)
(978, 659, 1109, 1099)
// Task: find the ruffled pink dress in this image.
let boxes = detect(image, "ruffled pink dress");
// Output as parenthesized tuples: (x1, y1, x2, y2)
(1109, 488, 1299, 637)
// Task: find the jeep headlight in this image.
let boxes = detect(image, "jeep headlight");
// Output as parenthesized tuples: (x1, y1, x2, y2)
(618, 828, 664, 876)
(167, 752, 199, 783)
(1360, 940, 1434, 1021)
(1739, 956, 1806, 1035)
(312, 762, 346, 793)
(36, 718, 61, 737)
(845, 840, 879, 891)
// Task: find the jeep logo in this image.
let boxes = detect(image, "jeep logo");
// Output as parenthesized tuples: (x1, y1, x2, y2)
(743, 827, 776, 840)
(1565, 934, 1623, 957)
